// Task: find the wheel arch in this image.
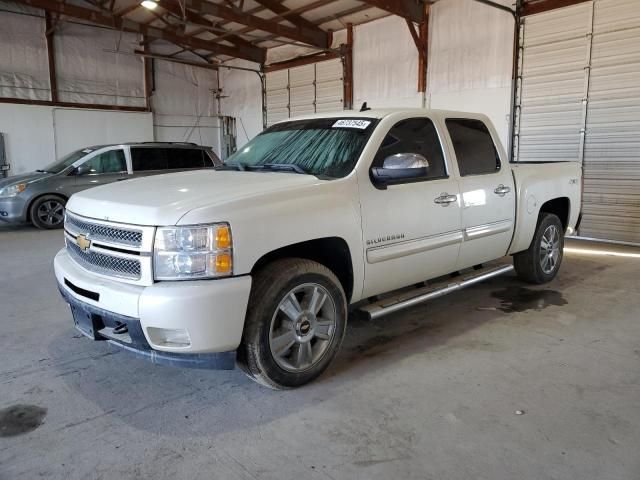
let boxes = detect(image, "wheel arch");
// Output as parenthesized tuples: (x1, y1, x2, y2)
(539, 197, 570, 232)
(26, 192, 68, 223)
(251, 237, 354, 302)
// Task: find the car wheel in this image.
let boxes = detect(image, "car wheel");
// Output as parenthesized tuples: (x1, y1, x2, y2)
(30, 195, 66, 230)
(513, 212, 564, 284)
(237, 258, 347, 389)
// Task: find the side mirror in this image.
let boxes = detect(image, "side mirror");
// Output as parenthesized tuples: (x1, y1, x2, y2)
(371, 153, 429, 188)
(74, 164, 91, 176)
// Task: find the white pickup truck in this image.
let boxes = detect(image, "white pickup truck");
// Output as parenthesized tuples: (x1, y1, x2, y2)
(54, 109, 582, 389)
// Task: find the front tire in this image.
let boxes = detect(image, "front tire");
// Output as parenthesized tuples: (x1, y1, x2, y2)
(513, 213, 564, 284)
(30, 195, 66, 229)
(237, 258, 347, 389)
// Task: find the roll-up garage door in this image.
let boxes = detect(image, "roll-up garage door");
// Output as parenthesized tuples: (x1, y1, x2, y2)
(266, 58, 344, 127)
(515, 0, 640, 244)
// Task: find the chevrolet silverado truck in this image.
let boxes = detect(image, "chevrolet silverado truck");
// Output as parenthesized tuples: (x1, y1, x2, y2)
(54, 109, 581, 389)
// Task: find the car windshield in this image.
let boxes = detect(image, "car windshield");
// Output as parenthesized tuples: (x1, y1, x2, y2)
(224, 117, 378, 178)
(39, 148, 94, 174)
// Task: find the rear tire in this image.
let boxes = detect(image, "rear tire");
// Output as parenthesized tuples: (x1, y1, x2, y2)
(237, 258, 347, 389)
(29, 195, 66, 230)
(513, 213, 564, 284)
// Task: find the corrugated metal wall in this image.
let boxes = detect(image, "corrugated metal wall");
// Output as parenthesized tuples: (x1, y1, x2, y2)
(515, 0, 640, 244)
(265, 58, 344, 127)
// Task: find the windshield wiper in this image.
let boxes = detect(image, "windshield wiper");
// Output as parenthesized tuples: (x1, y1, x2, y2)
(216, 161, 246, 171)
(35, 169, 51, 173)
(262, 163, 309, 175)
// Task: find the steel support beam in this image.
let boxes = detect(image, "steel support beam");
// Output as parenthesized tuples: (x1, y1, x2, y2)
(165, 0, 331, 49)
(44, 12, 58, 103)
(521, 0, 590, 16)
(252, 0, 325, 37)
(359, 0, 423, 23)
(15, 0, 267, 63)
(263, 50, 340, 72)
(343, 23, 353, 110)
(157, 1, 257, 52)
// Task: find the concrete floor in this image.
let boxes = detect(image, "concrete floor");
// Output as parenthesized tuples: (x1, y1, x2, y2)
(1, 223, 639, 480)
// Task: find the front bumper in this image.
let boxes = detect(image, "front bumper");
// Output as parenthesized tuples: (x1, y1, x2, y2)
(0, 196, 28, 222)
(54, 248, 252, 368)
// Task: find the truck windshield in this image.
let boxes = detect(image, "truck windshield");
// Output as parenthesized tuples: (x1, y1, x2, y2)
(40, 148, 94, 174)
(224, 117, 378, 178)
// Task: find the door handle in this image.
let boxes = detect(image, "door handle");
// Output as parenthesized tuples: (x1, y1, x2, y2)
(494, 184, 511, 196)
(434, 193, 457, 205)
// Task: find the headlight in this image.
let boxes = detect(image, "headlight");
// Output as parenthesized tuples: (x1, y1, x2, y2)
(0, 183, 26, 198)
(153, 223, 233, 280)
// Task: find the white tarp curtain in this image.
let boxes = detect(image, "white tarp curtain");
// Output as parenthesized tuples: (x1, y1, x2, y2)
(54, 23, 145, 107)
(428, 0, 514, 93)
(219, 59, 263, 147)
(353, 15, 422, 108)
(151, 42, 219, 116)
(0, 7, 49, 101)
(150, 42, 221, 151)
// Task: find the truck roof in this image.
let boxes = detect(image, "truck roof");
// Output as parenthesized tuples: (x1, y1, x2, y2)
(279, 108, 491, 124)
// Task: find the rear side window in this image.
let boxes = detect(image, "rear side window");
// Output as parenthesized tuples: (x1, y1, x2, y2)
(166, 149, 207, 169)
(374, 117, 447, 179)
(131, 148, 168, 171)
(446, 119, 500, 176)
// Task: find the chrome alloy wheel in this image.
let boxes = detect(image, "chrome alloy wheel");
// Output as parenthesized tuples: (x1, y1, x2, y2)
(37, 200, 65, 227)
(269, 283, 337, 373)
(539, 224, 561, 274)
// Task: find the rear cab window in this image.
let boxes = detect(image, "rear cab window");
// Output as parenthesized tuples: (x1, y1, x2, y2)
(445, 119, 500, 176)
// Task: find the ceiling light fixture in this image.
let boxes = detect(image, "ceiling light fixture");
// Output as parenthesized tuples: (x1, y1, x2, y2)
(141, 0, 158, 10)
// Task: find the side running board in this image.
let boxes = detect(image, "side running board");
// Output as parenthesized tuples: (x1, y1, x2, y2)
(359, 264, 514, 320)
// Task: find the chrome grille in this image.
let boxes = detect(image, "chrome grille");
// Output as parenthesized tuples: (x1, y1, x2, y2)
(65, 214, 142, 247)
(67, 240, 141, 280)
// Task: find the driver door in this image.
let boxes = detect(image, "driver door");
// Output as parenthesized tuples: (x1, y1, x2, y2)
(69, 149, 129, 195)
(359, 117, 463, 298)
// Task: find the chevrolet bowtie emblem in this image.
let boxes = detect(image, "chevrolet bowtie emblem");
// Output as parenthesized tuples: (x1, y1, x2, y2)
(76, 234, 91, 252)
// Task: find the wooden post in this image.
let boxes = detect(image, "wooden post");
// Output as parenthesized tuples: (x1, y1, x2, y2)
(418, 6, 429, 93)
(44, 12, 58, 102)
(343, 23, 354, 110)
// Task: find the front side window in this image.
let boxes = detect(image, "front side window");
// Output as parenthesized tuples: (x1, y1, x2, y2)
(446, 119, 500, 176)
(41, 148, 95, 174)
(131, 148, 168, 171)
(81, 149, 126, 174)
(373, 117, 447, 179)
(224, 118, 378, 178)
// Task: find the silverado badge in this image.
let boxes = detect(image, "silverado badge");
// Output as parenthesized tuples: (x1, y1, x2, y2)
(76, 234, 91, 252)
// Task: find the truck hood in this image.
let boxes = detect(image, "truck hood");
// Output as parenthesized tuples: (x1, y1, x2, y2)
(66, 169, 322, 226)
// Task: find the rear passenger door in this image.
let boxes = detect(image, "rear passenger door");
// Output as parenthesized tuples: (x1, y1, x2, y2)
(130, 147, 169, 178)
(444, 118, 516, 269)
(165, 148, 209, 171)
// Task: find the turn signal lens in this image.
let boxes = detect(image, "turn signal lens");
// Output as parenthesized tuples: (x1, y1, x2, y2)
(215, 253, 232, 273)
(215, 225, 232, 249)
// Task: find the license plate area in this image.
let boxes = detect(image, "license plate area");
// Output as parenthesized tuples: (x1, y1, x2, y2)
(70, 304, 104, 341)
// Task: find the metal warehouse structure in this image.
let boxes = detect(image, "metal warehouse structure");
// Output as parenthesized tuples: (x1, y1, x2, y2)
(1, 0, 639, 243)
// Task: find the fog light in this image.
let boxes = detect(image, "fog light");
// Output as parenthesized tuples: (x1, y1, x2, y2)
(147, 327, 191, 348)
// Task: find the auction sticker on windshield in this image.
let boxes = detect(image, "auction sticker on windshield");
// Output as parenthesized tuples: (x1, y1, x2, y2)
(332, 119, 371, 129)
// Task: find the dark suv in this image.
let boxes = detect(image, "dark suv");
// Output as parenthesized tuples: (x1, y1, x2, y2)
(0, 142, 221, 229)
